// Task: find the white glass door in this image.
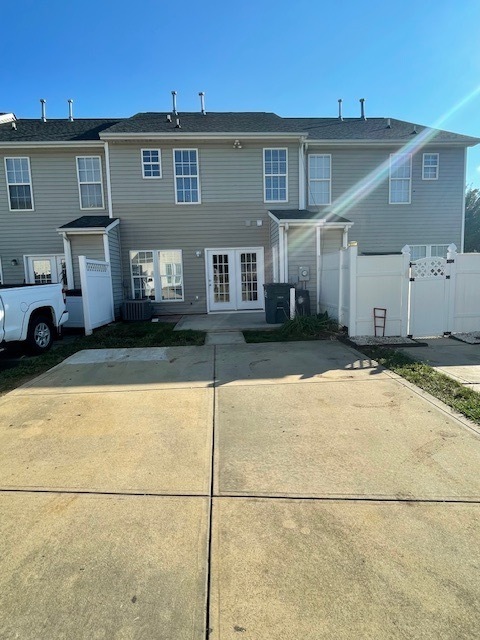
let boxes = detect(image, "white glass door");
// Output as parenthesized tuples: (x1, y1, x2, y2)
(26, 255, 66, 285)
(207, 248, 264, 312)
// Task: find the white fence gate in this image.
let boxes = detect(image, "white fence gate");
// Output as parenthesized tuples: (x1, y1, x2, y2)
(318, 243, 480, 338)
(78, 256, 114, 335)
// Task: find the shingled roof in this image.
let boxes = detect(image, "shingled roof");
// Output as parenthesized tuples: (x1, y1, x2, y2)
(0, 112, 477, 145)
(0, 119, 123, 142)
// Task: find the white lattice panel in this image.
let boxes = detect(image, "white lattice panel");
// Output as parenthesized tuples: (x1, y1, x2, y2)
(412, 257, 446, 279)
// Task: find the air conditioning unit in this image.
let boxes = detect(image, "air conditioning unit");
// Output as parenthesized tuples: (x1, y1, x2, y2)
(121, 299, 153, 321)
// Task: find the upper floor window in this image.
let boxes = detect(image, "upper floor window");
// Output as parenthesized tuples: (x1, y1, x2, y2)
(410, 244, 449, 261)
(264, 148, 287, 202)
(142, 149, 162, 178)
(389, 154, 412, 204)
(5, 157, 34, 210)
(422, 153, 439, 180)
(308, 154, 331, 205)
(76, 156, 104, 209)
(174, 149, 200, 203)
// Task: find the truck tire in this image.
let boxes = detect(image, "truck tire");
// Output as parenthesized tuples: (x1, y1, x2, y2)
(27, 314, 54, 354)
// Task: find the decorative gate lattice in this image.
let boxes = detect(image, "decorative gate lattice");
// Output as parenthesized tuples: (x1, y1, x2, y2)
(411, 257, 446, 279)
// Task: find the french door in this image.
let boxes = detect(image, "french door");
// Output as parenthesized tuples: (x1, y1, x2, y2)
(26, 255, 66, 285)
(206, 248, 264, 312)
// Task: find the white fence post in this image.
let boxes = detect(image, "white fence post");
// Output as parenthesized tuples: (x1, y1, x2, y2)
(401, 245, 411, 337)
(338, 248, 344, 325)
(445, 243, 457, 335)
(78, 256, 93, 336)
(347, 243, 358, 337)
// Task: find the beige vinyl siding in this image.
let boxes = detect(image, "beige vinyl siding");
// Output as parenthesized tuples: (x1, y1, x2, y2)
(70, 234, 105, 288)
(306, 146, 465, 253)
(110, 140, 299, 314)
(0, 146, 108, 284)
(287, 226, 317, 311)
(109, 140, 299, 205)
(108, 225, 123, 315)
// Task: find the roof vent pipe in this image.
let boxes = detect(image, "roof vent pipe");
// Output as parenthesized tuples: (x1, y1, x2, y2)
(412, 124, 418, 134)
(40, 98, 46, 122)
(359, 98, 366, 120)
(166, 114, 172, 123)
(338, 98, 343, 121)
(68, 99, 74, 122)
(386, 118, 391, 128)
(171, 90, 178, 116)
(175, 118, 181, 129)
(199, 91, 206, 115)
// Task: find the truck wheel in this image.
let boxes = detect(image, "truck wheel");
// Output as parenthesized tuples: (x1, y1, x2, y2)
(27, 315, 54, 354)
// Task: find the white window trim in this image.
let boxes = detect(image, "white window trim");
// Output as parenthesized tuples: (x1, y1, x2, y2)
(263, 148, 288, 203)
(4, 156, 34, 211)
(389, 153, 412, 205)
(23, 254, 66, 284)
(76, 156, 105, 210)
(141, 148, 162, 179)
(409, 244, 449, 260)
(422, 153, 439, 181)
(129, 249, 185, 302)
(173, 148, 201, 205)
(308, 153, 332, 206)
(0, 257, 3, 284)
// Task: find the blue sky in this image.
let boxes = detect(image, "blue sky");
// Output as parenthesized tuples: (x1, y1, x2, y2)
(2, 0, 480, 186)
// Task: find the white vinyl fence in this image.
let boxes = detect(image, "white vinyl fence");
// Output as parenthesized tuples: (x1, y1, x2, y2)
(319, 244, 480, 338)
(78, 256, 114, 335)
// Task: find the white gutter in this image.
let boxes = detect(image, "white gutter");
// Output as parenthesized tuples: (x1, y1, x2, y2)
(460, 147, 467, 252)
(100, 131, 305, 141)
(0, 141, 105, 148)
(104, 141, 114, 218)
(305, 139, 478, 148)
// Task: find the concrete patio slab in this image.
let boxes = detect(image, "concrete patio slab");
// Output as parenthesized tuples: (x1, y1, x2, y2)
(174, 312, 281, 332)
(401, 338, 480, 386)
(0, 493, 208, 640)
(11, 346, 214, 395)
(0, 387, 212, 494)
(215, 341, 387, 386)
(215, 379, 480, 499)
(209, 498, 480, 640)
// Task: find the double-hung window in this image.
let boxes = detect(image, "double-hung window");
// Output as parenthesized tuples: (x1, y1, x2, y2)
(174, 149, 200, 203)
(422, 153, 439, 180)
(5, 157, 34, 210)
(389, 154, 412, 204)
(410, 244, 449, 261)
(76, 156, 104, 209)
(308, 154, 331, 205)
(264, 148, 287, 202)
(130, 249, 184, 301)
(142, 149, 162, 178)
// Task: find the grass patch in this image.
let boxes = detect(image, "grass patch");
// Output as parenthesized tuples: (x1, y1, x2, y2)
(244, 313, 340, 343)
(0, 321, 205, 396)
(361, 346, 480, 425)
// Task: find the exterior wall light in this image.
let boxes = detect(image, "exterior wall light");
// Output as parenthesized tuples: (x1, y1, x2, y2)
(11, 259, 18, 266)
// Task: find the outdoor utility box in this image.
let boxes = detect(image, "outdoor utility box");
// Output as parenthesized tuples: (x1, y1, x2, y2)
(264, 283, 293, 324)
(121, 299, 153, 321)
(298, 266, 310, 281)
(295, 289, 311, 315)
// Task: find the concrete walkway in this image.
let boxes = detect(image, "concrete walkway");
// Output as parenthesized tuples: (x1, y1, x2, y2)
(174, 311, 282, 332)
(401, 337, 480, 392)
(0, 342, 479, 638)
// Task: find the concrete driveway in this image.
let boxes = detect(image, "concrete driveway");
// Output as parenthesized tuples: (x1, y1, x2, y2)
(0, 341, 479, 639)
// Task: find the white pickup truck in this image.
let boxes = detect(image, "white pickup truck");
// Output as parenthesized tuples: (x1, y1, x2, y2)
(0, 283, 69, 354)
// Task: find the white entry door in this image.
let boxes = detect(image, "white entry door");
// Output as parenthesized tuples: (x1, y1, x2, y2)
(206, 248, 265, 312)
(26, 255, 66, 285)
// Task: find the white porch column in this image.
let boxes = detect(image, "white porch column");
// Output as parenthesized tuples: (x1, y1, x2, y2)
(342, 227, 349, 249)
(316, 225, 322, 314)
(279, 225, 285, 282)
(401, 245, 411, 337)
(61, 232, 74, 290)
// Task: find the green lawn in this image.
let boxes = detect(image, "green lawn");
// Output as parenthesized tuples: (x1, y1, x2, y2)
(360, 346, 480, 425)
(244, 313, 340, 343)
(0, 322, 205, 397)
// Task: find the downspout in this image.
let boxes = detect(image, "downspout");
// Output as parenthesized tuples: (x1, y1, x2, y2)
(460, 147, 467, 253)
(298, 138, 307, 210)
(104, 141, 114, 219)
(61, 232, 74, 289)
(284, 223, 289, 282)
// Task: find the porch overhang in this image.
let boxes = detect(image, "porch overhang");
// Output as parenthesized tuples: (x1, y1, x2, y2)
(268, 209, 353, 229)
(56, 216, 120, 235)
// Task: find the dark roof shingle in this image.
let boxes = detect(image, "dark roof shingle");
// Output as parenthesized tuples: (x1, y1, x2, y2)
(58, 216, 118, 230)
(0, 119, 123, 142)
(269, 210, 351, 223)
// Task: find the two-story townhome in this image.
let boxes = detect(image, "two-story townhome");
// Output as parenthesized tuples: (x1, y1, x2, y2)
(0, 107, 477, 318)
